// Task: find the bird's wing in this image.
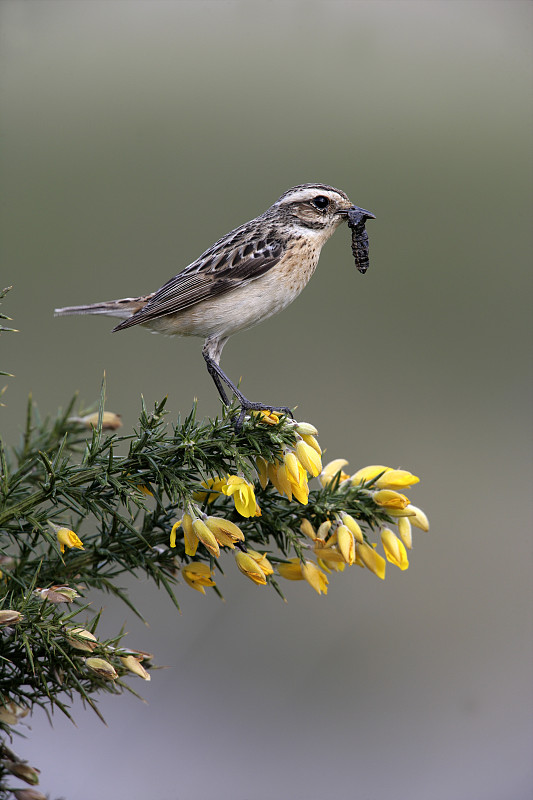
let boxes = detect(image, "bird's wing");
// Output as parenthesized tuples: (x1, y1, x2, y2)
(113, 231, 285, 332)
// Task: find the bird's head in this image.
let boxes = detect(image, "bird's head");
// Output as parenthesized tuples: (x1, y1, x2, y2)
(270, 183, 372, 236)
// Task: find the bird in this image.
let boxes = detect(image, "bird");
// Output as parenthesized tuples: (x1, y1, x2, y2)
(55, 183, 375, 425)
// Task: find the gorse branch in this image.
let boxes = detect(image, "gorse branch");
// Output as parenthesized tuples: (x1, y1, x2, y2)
(1, 381, 429, 797)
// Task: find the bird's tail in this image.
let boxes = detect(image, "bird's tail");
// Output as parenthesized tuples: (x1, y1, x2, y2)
(54, 295, 153, 322)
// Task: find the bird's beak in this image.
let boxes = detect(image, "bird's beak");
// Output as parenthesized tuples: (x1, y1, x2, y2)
(347, 205, 376, 220)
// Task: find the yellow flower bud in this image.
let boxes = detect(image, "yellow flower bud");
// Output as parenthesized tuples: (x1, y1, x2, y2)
(34, 585, 79, 603)
(317, 520, 332, 540)
(294, 421, 318, 436)
(181, 513, 199, 556)
(247, 549, 274, 576)
(66, 627, 98, 652)
(235, 551, 267, 585)
(0, 610, 23, 626)
(341, 513, 364, 543)
(120, 655, 151, 681)
(301, 561, 328, 595)
(3, 761, 41, 785)
(357, 542, 386, 579)
(85, 657, 118, 680)
(192, 518, 220, 558)
(381, 528, 409, 570)
(382, 507, 417, 518)
(69, 411, 123, 431)
(351, 464, 390, 484)
(373, 490, 411, 510)
(277, 558, 304, 580)
(256, 457, 269, 489)
(284, 451, 301, 482)
(397, 516, 413, 550)
(296, 440, 322, 477)
(375, 469, 420, 490)
(182, 562, 216, 594)
(300, 518, 317, 541)
(205, 516, 245, 548)
(276, 462, 294, 499)
(0, 701, 29, 726)
(407, 505, 430, 532)
(300, 433, 322, 455)
(12, 789, 47, 800)
(336, 524, 356, 565)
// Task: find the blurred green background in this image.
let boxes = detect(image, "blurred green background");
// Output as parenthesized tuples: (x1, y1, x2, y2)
(1, 1, 532, 798)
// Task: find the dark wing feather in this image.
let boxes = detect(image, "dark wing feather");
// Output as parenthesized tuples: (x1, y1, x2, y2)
(113, 230, 285, 332)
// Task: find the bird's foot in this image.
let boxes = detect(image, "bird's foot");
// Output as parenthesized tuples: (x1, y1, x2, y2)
(232, 394, 294, 431)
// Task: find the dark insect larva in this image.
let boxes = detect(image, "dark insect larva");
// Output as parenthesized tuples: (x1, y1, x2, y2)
(347, 207, 375, 274)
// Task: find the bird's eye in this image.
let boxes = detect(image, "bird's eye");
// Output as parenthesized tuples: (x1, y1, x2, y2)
(311, 195, 329, 211)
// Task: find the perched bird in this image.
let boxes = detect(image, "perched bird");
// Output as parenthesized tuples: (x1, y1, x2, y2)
(55, 183, 374, 422)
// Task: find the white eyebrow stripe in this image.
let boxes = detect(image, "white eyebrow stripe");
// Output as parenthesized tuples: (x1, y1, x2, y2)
(275, 188, 345, 205)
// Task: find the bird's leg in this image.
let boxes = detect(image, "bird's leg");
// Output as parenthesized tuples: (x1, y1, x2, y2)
(202, 348, 230, 406)
(202, 339, 293, 428)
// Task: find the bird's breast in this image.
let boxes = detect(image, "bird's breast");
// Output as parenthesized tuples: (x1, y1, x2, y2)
(144, 236, 324, 340)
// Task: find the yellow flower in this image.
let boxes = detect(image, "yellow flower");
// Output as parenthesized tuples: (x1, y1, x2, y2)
(222, 476, 258, 518)
(336, 524, 356, 565)
(319, 458, 350, 487)
(192, 518, 220, 558)
(137, 484, 153, 497)
(288, 460, 310, 504)
(235, 551, 268, 585)
(295, 439, 322, 477)
(373, 489, 411, 510)
(204, 516, 245, 549)
(381, 528, 409, 570)
(170, 518, 182, 548)
(120, 655, 151, 680)
(375, 469, 420, 490)
(397, 516, 413, 550)
(277, 558, 304, 580)
(182, 562, 216, 594)
(351, 464, 390, 484)
(357, 542, 386, 579)
(253, 409, 281, 425)
(247, 549, 274, 576)
(341, 513, 364, 543)
(301, 561, 329, 595)
(407, 504, 430, 532)
(170, 513, 199, 555)
(313, 547, 345, 565)
(273, 456, 309, 504)
(66, 627, 98, 652)
(85, 657, 118, 681)
(192, 477, 226, 504)
(52, 526, 84, 554)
